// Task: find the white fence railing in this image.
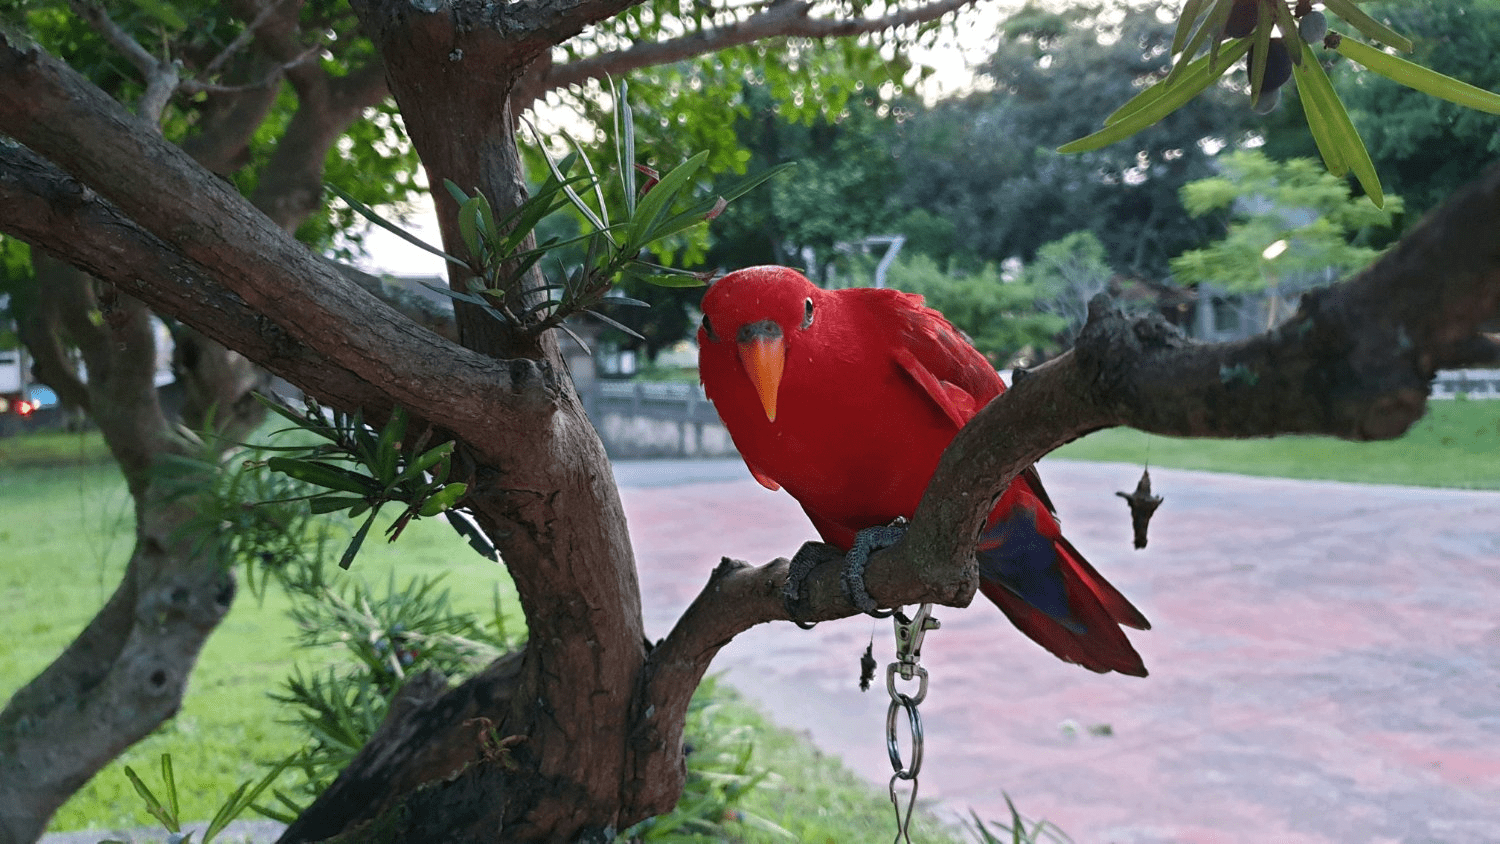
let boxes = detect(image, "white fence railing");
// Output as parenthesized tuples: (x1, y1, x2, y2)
(1431, 369, 1500, 400)
(579, 368, 1500, 456)
(590, 379, 723, 425)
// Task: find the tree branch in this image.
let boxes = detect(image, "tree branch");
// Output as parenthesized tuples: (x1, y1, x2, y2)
(204, 0, 300, 79)
(0, 45, 546, 452)
(520, 0, 978, 108)
(67, 0, 179, 123)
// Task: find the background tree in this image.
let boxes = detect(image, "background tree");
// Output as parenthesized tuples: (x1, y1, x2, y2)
(1171, 149, 1403, 326)
(1022, 231, 1117, 348)
(887, 1, 1255, 279)
(0, 1, 1497, 842)
(876, 254, 1065, 364)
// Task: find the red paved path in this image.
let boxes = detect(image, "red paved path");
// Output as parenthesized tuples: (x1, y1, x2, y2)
(620, 460, 1500, 844)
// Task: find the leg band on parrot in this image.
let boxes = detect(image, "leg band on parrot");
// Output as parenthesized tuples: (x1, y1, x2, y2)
(785, 541, 841, 629)
(842, 519, 907, 618)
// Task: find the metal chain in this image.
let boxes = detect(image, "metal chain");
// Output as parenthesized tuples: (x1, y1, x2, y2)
(885, 603, 940, 844)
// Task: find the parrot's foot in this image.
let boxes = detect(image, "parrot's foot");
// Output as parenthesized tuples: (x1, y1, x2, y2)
(842, 518, 907, 618)
(784, 541, 842, 629)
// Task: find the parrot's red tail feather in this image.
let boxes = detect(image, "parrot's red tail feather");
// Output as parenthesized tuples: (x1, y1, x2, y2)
(1057, 537, 1151, 631)
(977, 540, 1149, 677)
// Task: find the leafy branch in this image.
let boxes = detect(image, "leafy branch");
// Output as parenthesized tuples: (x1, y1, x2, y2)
(330, 82, 791, 350)
(253, 396, 478, 570)
(1061, 0, 1500, 206)
(106, 753, 292, 844)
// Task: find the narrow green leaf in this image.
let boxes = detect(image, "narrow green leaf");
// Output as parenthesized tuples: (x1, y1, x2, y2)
(635, 272, 710, 288)
(457, 196, 483, 258)
(417, 282, 489, 306)
(587, 308, 646, 340)
(417, 482, 467, 517)
(205, 757, 293, 842)
(1249, 13, 1273, 104)
(1291, 37, 1383, 205)
(1266, 0, 1302, 64)
(619, 80, 638, 214)
(124, 765, 178, 831)
(626, 150, 710, 251)
(1323, 0, 1412, 52)
(348, 408, 379, 469)
(204, 782, 249, 842)
(161, 754, 179, 822)
(327, 183, 468, 268)
(339, 509, 381, 569)
(374, 406, 406, 485)
(267, 457, 381, 495)
(473, 191, 497, 244)
(491, 154, 589, 254)
(252, 393, 312, 428)
(1171, 0, 1210, 59)
(1064, 38, 1249, 153)
(1105, 38, 1249, 128)
(595, 295, 650, 308)
(648, 162, 796, 244)
(522, 117, 611, 236)
(1335, 36, 1500, 114)
(1167, 0, 1233, 88)
(1289, 73, 1345, 174)
(394, 440, 455, 485)
(309, 495, 369, 514)
(558, 321, 591, 354)
(713, 161, 797, 204)
(442, 179, 469, 206)
(564, 130, 612, 230)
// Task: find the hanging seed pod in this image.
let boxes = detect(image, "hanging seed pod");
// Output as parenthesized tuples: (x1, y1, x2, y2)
(1249, 36, 1295, 93)
(1224, 0, 1261, 38)
(1299, 10, 1328, 44)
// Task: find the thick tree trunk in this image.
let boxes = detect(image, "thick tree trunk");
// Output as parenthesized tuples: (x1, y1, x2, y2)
(283, 4, 657, 838)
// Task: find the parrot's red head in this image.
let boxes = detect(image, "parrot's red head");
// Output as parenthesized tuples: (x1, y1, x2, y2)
(698, 266, 821, 423)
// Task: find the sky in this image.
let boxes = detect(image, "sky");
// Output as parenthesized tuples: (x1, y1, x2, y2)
(355, 0, 1013, 277)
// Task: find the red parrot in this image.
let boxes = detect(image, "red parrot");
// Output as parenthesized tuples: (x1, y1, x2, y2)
(697, 265, 1149, 676)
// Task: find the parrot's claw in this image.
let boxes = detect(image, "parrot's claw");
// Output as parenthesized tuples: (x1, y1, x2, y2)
(784, 541, 841, 629)
(842, 519, 907, 618)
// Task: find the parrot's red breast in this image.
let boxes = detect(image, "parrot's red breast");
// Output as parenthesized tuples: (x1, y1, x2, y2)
(698, 265, 1149, 676)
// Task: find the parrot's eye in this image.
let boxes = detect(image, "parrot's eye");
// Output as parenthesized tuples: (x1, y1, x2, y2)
(701, 313, 720, 343)
(801, 297, 815, 329)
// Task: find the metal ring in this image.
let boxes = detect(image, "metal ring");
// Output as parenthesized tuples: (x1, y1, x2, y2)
(885, 692, 924, 778)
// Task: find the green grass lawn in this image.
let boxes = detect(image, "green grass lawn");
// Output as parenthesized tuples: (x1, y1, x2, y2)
(0, 431, 523, 833)
(1, 430, 970, 842)
(1053, 398, 1500, 489)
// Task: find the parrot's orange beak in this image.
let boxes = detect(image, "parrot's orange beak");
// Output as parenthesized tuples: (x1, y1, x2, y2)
(737, 321, 785, 423)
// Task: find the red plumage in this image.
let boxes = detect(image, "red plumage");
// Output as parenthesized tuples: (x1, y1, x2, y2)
(697, 266, 1148, 676)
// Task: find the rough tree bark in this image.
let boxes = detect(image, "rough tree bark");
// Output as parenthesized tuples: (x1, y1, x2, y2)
(1, 3, 1497, 844)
